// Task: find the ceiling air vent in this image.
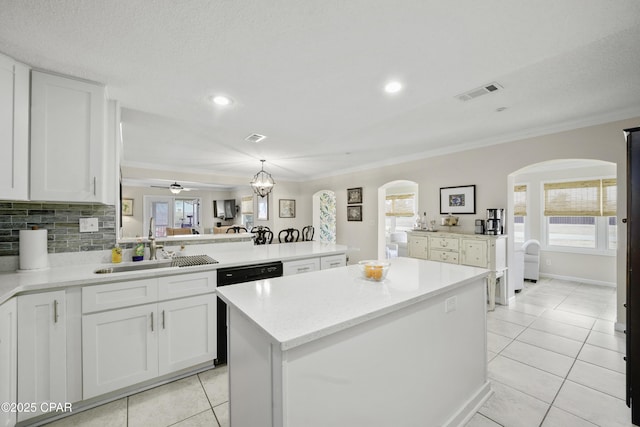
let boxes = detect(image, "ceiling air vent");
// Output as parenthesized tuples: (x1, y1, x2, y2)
(456, 82, 503, 102)
(245, 133, 267, 143)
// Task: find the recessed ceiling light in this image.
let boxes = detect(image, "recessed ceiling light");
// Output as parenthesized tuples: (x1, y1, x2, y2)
(384, 81, 403, 94)
(211, 95, 232, 106)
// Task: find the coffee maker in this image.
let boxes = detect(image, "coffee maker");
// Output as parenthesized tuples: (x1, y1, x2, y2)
(485, 209, 504, 235)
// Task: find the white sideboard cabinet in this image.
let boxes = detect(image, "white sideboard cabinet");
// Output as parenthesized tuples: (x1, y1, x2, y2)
(0, 53, 29, 201)
(30, 70, 108, 203)
(17, 291, 68, 422)
(407, 231, 507, 309)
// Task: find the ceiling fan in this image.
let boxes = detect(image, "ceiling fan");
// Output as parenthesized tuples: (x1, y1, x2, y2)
(150, 182, 195, 194)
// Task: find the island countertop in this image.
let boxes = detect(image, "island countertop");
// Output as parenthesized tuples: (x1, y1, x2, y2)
(217, 257, 489, 350)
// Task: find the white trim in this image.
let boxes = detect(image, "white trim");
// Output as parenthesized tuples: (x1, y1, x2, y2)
(539, 273, 615, 288)
(615, 322, 626, 333)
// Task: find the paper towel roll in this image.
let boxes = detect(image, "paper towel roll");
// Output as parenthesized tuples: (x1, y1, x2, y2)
(19, 229, 49, 271)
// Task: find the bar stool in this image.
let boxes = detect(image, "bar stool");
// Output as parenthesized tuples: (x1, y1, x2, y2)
(226, 226, 248, 233)
(251, 226, 273, 245)
(278, 228, 300, 243)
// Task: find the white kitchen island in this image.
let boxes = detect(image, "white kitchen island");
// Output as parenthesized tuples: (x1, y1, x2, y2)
(217, 257, 491, 427)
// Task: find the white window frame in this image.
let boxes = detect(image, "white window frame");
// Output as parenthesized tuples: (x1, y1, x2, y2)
(143, 195, 202, 237)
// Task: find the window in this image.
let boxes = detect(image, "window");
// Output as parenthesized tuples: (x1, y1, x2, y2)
(385, 193, 416, 231)
(543, 179, 616, 252)
(241, 195, 254, 229)
(513, 184, 527, 244)
(144, 196, 201, 237)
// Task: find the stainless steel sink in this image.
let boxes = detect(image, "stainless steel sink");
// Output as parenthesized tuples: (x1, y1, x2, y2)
(94, 255, 219, 274)
(94, 260, 173, 274)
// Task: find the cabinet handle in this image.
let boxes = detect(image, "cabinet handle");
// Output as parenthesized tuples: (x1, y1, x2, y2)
(297, 267, 310, 272)
(93, 177, 97, 196)
(54, 299, 59, 323)
(162, 310, 166, 329)
(151, 312, 154, 332)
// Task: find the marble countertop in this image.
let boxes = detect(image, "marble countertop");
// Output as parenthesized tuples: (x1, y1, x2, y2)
(216, 257, 488, 350)
(0, 242, 347, 305)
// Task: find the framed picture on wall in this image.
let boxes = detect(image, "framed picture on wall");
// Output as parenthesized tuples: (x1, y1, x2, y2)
(279, 199, 296, 218)
(347, 205, 362, 221)
(122, 198, 134, 216)
(439, 185, 476, 214)
(347, 187, 363, 204)
(257, 195, 269, 220)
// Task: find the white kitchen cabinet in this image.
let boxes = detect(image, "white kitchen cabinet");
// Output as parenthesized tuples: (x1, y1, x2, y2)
(0, 53, 29, 200)
(461, 239, 488, 268)
(17, 291, 67, 422)
(283, 258, 320, 276)
(82, 272, 217, 399)
(320, 254, 346, 270)
(407, 235, 428, 259)
(82, 303, 158, 399)
(0, 298, 17, 427)
(30, 70, 108, 203)
(429, 249, 459, 264)
(158, 294, 216, 375)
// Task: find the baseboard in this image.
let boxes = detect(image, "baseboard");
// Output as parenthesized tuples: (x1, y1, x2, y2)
(508, 295, 517, 305)
(539, 273, 616, 288)
(444, 381, 492, 427)
(615, 322, 627, 333)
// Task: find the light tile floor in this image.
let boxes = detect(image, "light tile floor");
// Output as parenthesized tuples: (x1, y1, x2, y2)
(468, 277, 630, 427)
(45, 278, 627, 427)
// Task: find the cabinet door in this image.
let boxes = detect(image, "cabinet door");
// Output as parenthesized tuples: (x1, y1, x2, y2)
(158, 294, 216, 375)
(17, 291, 67, 422)
(82, 304, 158, 399)
(283, 258, 320, 276)
(158, 271, 216, 300)
(461, 240, 488, 268)
(30, 70, 106, 203)
(408, 236, 428, 259)
(0, 54, 29, 200)
(0, 298, 17, 427)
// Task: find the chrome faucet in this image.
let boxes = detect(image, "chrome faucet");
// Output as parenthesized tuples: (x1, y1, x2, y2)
(148, 217, 163, 260)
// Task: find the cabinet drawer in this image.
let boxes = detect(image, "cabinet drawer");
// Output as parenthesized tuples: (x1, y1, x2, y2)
(429, 236, 459, 251)
(158, 271, 217, 300)
(430, 249, 459, 264)
(321, 254, 346, 270)
(283, 258, 320, 276)
(82, 279, 158, 314)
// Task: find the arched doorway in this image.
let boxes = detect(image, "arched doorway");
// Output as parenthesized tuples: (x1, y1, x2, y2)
(506, 159, 617, 305)
(313, 190, 336, 243)
(377, 180, 419, 260)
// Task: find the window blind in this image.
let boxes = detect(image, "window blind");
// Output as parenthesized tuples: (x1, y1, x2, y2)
(241, 196, 253, 214)
(543, 179, 616, 216)
(514, 184, 527, 216)
(385, 193, 415, 217)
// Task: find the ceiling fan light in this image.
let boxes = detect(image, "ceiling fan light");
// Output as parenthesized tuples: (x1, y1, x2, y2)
(169, 182, 183, 194)
(250, 160, 275, 198)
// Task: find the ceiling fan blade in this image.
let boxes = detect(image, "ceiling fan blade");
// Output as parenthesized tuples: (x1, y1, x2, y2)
(150, 185, 169, 189)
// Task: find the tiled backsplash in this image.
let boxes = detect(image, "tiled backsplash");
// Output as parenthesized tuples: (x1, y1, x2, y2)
(0, 201, 116, 256)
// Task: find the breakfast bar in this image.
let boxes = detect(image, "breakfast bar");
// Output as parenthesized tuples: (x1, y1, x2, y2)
(217, 257, 491, 427)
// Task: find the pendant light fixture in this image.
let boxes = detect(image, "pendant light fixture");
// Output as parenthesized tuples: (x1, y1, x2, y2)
(250, 160, 275, 198)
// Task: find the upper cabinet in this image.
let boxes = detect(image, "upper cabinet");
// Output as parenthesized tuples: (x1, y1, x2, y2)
(0, 53, 29, 200)
(30, 70, 111, 204)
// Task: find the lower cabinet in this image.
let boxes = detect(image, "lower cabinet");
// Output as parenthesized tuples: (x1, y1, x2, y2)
(0, 298, 17, 427)
(283, 258, 320, 276)
(320, 254, 346, 270)
(82, 283, 217, 399)
(408, 235, 428, 259)
(460, 239, 488, 268)
(17, 291, 67, 422)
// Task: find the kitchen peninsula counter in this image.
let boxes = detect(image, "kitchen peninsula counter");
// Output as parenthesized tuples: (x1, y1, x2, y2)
(0, 241, 347, 304)
(217, 257, 491, 427)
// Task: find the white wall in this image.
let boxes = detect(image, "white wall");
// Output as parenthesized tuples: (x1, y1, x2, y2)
(297, 117, 638, 327)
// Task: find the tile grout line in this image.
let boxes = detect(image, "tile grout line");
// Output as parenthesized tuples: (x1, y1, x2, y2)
(196, 370, 222, 427)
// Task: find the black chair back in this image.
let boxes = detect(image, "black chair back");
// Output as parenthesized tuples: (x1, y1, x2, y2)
(226, 226, 248, 233)
(251, 226, 273, 245)
(278, 228, 300, 243)
(301, 225, 314, 241)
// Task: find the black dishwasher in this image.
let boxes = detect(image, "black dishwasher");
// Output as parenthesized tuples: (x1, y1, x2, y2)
(215, 261, 283, 365)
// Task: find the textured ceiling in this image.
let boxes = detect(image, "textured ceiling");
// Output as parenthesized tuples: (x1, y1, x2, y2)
(1, 0, 639, 183)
